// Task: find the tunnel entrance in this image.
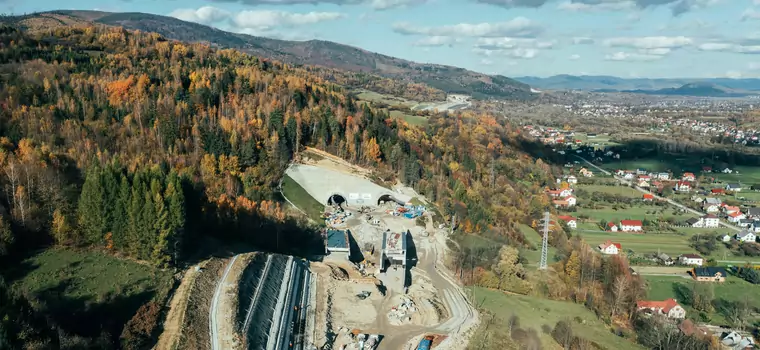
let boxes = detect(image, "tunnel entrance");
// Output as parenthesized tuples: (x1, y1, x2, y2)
(377, 194, 404, 206)
(328, 194, 346, 207)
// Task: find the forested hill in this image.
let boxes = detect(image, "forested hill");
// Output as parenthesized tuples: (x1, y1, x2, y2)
(0, 23, 558, 347)
(0, 10, 536, 101)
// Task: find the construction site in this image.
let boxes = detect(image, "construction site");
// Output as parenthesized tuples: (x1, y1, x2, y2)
(154, 148, 479, 350)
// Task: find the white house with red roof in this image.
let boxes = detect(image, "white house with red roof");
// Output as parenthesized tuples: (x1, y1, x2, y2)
(598, 240, 621, 255)
(675, 181, 692, 192)
(620, 220, 643, 232)
(642, 194, 655, 201)
(701, 214, 719, 228)
(681, 172, 696, 181)
(553, 195, 576, 208)
(558, 215, 577, 229)
(728, 211, 746, 224)
(606, 222, 618, 232)
(636, 299, 685, 319)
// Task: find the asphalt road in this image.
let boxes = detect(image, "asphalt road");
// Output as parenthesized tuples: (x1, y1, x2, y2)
(575, 156, 741, 232)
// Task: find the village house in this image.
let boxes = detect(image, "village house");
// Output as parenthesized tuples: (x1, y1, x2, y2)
(606, 222, 618, 232)
(675, 181, 692, 192)
(566, 175, 578, 184)
(579, 168, 594, 177)
(726, 183, 742, 192)
(721, 331, 755, 349)
(546, 188, 573, 198)
(746, 207, 760, 219)
(724, 205, 741, 215)
(728, 211, 746, 224)
(685, 217, 703, 228)
(598, 240, 621, 255)
(558, 215, 577, 229)
(722, 168, 733, 174)
(691, 267, 728, 282)
(682, 172, 696, 181)
(620, 219, 643, 232)
(636, 298, 686, 319)
(657, 172, 670, 180)
(711, 188, 726, 195)
(702, 214, 719, 228)
(721, 234, 733, 242)
(702, 166, 713, 173)
(739, 218, 755, 228)
(657, 253, 674, 266)
(642, 194, 655, 202)
(679, 253, 704, 266)
(553, 195, 577, 208)
(623, 172, 635, 180)
(638, 179, 651, 188)
(735, 230, 757, 243)
(702, 197, 722, 213)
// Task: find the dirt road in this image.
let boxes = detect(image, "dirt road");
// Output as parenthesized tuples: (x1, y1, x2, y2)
(210, 255, 239, 350)
(375, 232, 477, 350)
(575, 155, 740, 232)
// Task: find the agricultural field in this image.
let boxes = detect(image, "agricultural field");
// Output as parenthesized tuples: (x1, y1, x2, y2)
(644, 275, 760, 325)
(575, 230, 728, 258)
(280, 174, 326, 222)
(574, 133, 622, 148)
(574, 205, 691, 223)
(5, 249, 173, 342)
(355, 89, 418, 108)
(576, 184, 642, 197)
(470, 287, 644, 350)
(389, 110, 428, 126)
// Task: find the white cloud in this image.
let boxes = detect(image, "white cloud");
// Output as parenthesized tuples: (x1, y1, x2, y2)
(475, 0, 550, 8)
(169, 6, 231, 25)
(231, 10, 345, 30)
(572, 37, 594, 45)
(742, 8, 760, 21)
(603, 36, 692, 49)
(749, 62, 760, 70)
(557, 1, 634, 11)
(604, 51, 663, 61)
(639, 48, 671, 55)
(473, 47, 539, 59)
(370, 0, 427, 10)
(725, 70, 743, 79)
(474, 37, 554, 50)
(480, 58, 494, 65)
(698, 42, 760, 54)
(697, 43, 733, 51)
(413, 36, 459, 47)
(392, 17, 544, 38)
(569, 54, 580, 60)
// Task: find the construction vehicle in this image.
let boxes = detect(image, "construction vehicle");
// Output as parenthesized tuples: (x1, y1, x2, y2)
(356, 291, 371, 300)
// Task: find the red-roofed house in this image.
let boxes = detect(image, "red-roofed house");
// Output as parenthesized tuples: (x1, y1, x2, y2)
(711, 188, 725, 195)
(682, 172, 696, 181)
(606, 222, 618, 232)
(553, 196, 576, 208)
(636, 298, 685, 319)
(598, 240, 621, 255)
(702, 166, 712, 173)
(642, 194, 655, 201)
(728, 211, 746, 223)
(620, 220, 643, 232)
(557, 215, 577, 229)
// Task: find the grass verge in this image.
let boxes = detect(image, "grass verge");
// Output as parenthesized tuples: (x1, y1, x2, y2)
(469, 287, 644, 350)
(281, 174, 325, 222)
(6, 248, 172, 343)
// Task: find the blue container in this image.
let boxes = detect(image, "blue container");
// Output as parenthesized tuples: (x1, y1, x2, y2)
(416, 339, 432, 350)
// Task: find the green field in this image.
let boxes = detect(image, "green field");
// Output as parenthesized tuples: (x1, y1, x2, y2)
(575, 205, 690, 222)
(355, 90, 417, 108)
(645, 275, 760, 324)
(576, 230, 727, 258)
(520, 224, 557, 266)
(389, 110, 428, 126)
(576, 184, 642, 197)
(575, 133, 622, 148)
(6, 249, 172, 340)
(471, 287, 644, 350)
(281, 174, 325, 222)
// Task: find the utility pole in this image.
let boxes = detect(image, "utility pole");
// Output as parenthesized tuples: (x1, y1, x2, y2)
(539, 211, 551, 270)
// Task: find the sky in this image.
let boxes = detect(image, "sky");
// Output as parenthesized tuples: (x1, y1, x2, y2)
(4, 0, 760, 79)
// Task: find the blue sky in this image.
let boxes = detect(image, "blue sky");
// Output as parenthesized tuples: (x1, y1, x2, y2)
(4, 0, 760, 78)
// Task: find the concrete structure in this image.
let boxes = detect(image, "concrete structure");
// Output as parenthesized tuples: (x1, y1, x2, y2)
(326, 229, 350, 257)
(285, 164, 411, 207)
(381, 230, 407, 268)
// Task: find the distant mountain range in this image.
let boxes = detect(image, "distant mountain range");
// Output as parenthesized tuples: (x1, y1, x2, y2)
(515, 75, 760, 96)
(0, 10, 536, 100)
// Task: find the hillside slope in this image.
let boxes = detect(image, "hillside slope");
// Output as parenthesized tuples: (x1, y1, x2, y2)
(622, 82, 758, 97)
(1, 10, 535, 100)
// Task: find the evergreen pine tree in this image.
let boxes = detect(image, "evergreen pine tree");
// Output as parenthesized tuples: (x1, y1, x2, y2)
(151, 192, 172, 268)
(77, 166, 107, 245)
(112, 174, 131, 251)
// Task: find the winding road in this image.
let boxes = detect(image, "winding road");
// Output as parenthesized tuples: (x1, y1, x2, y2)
(575, 155, 741, 232)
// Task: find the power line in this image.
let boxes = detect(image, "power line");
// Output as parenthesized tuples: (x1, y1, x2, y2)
(539, 211, 550, 270)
